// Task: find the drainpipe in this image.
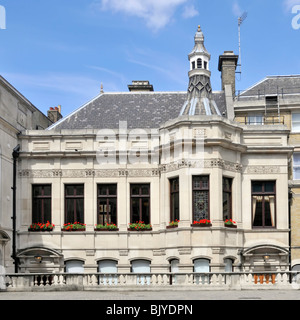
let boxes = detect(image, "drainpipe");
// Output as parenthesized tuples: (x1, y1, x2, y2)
(12, 145, 20, 273)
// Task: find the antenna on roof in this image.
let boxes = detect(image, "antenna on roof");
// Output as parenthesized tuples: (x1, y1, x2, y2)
(237, 12, 247, 79)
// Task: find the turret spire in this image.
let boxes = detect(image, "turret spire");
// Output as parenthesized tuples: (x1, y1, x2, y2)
(179, 26, 222, 117)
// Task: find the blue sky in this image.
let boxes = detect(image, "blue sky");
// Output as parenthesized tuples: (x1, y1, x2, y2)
(0, 0, 299, 117)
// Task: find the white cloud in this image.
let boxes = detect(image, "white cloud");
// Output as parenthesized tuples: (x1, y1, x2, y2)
(283, 0, 300, 12)
(93, 0, 189, 31)
(182, 5, 199, 19)
(232, 0, 243, 17)
(3, 72, 100, 97)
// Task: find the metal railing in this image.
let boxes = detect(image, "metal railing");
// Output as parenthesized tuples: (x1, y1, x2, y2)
(1, 271, 300, 291)
(235, 116, 285, 125)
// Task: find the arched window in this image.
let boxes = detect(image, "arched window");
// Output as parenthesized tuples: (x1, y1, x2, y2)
(98, 260, 118, 285)
(169, 259, 179, 285)
(194, 258, 210, 284)
(131, 259, 151, 285)
(65, 260, 84, 273)
(224, 258, 233, 272)
(197, 58, 202, 69)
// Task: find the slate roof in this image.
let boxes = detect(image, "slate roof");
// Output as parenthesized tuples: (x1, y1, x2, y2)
(238, 75, 300, 99)
(48, 91, 226, 130)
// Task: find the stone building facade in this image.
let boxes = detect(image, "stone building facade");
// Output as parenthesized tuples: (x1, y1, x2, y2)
(2, 26, 292, 276)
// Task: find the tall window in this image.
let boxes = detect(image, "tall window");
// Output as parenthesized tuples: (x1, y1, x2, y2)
(248, 114, 263, 125)
(32, 185, 51, 223)
(192, 176, 209, 221)
(130, 184, 150, 224)
(97, 184, 117, 225)
(293, 153, 300, 180)
(252, 181, 276, 228)
(65, 184, 84, 224)
(292, 113, 300, 132)
(170, 178, 179, 222)
(197, 58, 202, 69)
(223, 177, 232, 221)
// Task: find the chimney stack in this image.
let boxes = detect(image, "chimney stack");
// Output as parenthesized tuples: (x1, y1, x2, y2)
(48, 105, 63, 123)
(218, 51, 239, 96)
(128, 81, 154, 92)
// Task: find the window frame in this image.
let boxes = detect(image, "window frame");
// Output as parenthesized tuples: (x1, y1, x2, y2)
(169, 177, 179, 223)
(130, 184, 151, 224)
(32, 184, 52, 224)
(97, 184, 118, 225)
(292, 113, 300, 133)
(223, 177, 233, 221)
(192, 175, 210, 222)
(64, 184, 84, 224)
(293, 153, 300, 180)
(251, 181, 276, 229)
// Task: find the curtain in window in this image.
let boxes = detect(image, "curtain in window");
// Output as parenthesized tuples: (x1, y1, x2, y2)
(252, 196, 262, 223)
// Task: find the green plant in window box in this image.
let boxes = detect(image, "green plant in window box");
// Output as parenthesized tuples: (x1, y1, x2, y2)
(28, 222, 55, 231)
(95, 223, 119, 231)
(62, 222, 86, 231)
(167, 219, 179, 228)
(224, 219, 237, 228)
(128, 221, 152, 231)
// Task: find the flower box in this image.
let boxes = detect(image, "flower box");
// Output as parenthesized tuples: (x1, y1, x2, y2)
(28, 222, 55, 232)
(224, 219, 237, 228)
(191, 219, 212, 227)
(62, 222, 86, 231)
(95, 223, 119, 231)
(167, 220, 179, 229)
(128, 221, 152, 231)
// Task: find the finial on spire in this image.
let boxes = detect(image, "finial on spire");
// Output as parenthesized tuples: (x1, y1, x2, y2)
(198, 25, 201, 32)
(100, 83, 104, 94)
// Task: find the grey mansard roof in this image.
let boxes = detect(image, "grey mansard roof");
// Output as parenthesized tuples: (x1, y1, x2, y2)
(48, 91, 226, 130)
(238, 75, 300, 98)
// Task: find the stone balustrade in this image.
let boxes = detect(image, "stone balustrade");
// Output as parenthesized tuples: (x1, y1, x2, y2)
(1, 272, 300, 292)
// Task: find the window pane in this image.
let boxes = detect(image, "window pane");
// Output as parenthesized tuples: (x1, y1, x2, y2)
(66, 185, 75, 196)
(43, 185, 51, 196)
(32, 199, 41, 223)
(223, 192, 231, 220)
(108, 185, 117, 195)
(265, 181, 275, 193)
(252, 195, 263, 226)
(171, 193, 180, 221)
(131, 198, 140, 222)
(294, 153, 300, 165)
(76, 185, 84, 196)
(98, 185, 108, 196)
(292, 113, 300, 122)
(293, 123, 300, 132)
(264, 195, 275, 227)
(33, 186, 42, 197)
(142, 198, 150, 224)
(66, 199, 74, 223)
(294, 167, 300, 180)
(252, 182, 262, 193)
(193, 191, 209, 221)
(141, 185, 150, 195)
(66, 261, 84, 273)
(76, 199, 84, 223)
(43, 199, 51, 222)
(131, 185, 140, 195)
